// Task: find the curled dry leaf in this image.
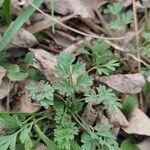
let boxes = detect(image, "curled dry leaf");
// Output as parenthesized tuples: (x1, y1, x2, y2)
(108, 107, 129, 128)
(0, 66, 6, 86)
(30, 48, 57, 81)
(97, 74, 145, 94)
(122, 107, 150, 136)
(8, 28, 38, 49)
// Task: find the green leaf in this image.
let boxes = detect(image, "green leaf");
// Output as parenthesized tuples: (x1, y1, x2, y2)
(8, 72, 28, 81)
(0, 131, 19, 150)
(54, 111, 79, 150)
(104, 2, 123, 15)
(34, 125, 60, 150)
(26, 82, 54, 108)
(72, 62, 85, 75)
(84, 85, 122, 113)
(81, 132, 98, 150)
(0, 0, 4, 7)
(97, 59, 119, 75)
(121, 139, 139, 150)
(121, 94, 137, 114)
(70, 140, 81, 150)
(27, 67, 45, 80)
(76, 75, 93, 92)
(20, 125, 33, 150)
(122, 11, 133, 24)
(54, 121, 79, 150)
(55, 52, 75, 78)
(0, 0, 44, 52)
(81, 123, 120, 150)
(3, 63, 20, 73)
(25, 52, 34, 65)
(53, 79, 73, 96)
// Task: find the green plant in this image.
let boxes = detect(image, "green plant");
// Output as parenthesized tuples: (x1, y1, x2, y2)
(18, 52, 122, 150)
(104, 2, 133, 31)
(121, 94, 137, 114)
(78, 40, 119, 75)
(54, 111, 79, 150)
(26, 82, 54, 108)
(84, 85, 122, 113)
(0, 113, 47, 150)
(81, 123, 121, 150)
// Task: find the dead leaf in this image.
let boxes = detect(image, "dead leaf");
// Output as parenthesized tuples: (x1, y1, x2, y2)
(122, 107, 150, 136)
(8, 28, 38, 48)
(0, 79, 11, 100)
(137, 138, 150, 150)
(44, 0, 95, 19)
(82, 103, 98, 126)
(108, 108, 129, 128)
(30, 48, 57, 81)
(0, 66, 6, 86)
(97, 73, 145, 94)
(81, 0, 110, 10)
(12, 80, 41, 112)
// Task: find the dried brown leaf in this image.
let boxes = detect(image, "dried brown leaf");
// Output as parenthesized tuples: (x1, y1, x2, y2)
(30, 48, 57, 81)
(97, 74, 145, 94)
(122, 107, 150, 136)
(8, 28, 38, 48)
(44, 0, 95, 19)
(108, 108, 129, 128)
(137, 138, 150, 150)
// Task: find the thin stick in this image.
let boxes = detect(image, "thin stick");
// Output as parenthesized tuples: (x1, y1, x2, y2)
(132, 0, 144, 110)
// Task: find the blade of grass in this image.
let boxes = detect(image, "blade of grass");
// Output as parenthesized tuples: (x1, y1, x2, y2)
(0, 0, 44, 52)
(2, 0, 11, 24)
(34, 125, 60, 150)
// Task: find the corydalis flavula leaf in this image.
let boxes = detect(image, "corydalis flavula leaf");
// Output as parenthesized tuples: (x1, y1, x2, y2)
(81, 123, 121, 150)
(26, 82, 54, 108)
(53, 52, 93, 96)
(78, 40, 119, 75)
(84, 85, 122, 113)
(54, 111, 78, 150)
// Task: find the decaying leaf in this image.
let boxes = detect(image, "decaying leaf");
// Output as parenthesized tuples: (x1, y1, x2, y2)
(44, 0, 95, 19)
(0, 66, 6, 85)
(82, 103, 98, 126)
(30, 48, 57, 81)
(12, 80, 41, 112)
(108, 107, 129, 128)
(8, 28, 38, 48)
(122, 107, 150, 136)
(97, 74, 145, 94)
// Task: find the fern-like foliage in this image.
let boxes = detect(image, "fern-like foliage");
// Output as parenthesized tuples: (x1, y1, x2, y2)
(54, 111, 79, 150)
(81, 123, 121, 150)
(104, 2, 133, 31)
(78, 40, 119, 75)
(0, 114, 33, 150)
(26, 82, 54, 108)
(84, 85, 122, 113)
(53, 52, 93, 96)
